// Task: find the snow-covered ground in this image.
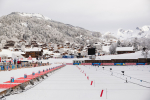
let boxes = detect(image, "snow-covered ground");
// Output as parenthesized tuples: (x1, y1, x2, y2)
(0, 52, 150, 100)
(5, 65, 150, 100)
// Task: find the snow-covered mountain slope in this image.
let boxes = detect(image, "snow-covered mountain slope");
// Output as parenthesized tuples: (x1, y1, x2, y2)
(116, 26, 150, 40)
(18, 12, 51, 20)
(0, 12, 101, 44)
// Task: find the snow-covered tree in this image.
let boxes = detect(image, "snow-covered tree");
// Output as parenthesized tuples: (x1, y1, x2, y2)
(117, 40, 121, 47)
(109, 43, 117, 54)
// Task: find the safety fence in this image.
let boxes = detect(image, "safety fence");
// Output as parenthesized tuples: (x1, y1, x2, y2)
(66, 63, 148, 66)
(0, 64, 66, 98)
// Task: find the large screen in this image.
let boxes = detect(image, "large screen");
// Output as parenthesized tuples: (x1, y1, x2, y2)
(88, 48, 95, 55)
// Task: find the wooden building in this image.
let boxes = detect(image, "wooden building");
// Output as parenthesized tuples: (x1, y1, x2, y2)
(22, 48, 43, 58)
(116, 47, 135, 54)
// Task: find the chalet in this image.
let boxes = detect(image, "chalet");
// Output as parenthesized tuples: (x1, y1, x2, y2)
(3, 47, 9, 49)
(54, 50, 59, 53)
(31, 41, 37, 45)
(25, 45, 31, 48)
(19, 39, 26, 43)
(42, 44, 47, 47)
(116, 47, 135, 54)
(22, 48, 43, 58)
(33, 44, 39, 47)
(7, 40, 15, 44)
(14, 49, 19, 51)
(5, 43, 14, 47)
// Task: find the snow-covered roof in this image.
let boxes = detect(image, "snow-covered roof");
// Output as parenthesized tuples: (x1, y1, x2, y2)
(43, 50, 53, 55)
(102, 46, 110, 53)
(25, 48, 42, 52)
(116, 47, 134, 51)
(0, 49, 25, 58)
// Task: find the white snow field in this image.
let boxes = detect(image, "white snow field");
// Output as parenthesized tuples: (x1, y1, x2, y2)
(5, 65, 150, 100)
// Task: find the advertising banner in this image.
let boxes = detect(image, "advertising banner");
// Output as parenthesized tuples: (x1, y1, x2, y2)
(125, 63, 136, 65)
(136, 63, 146, 65)
(81, 63, 90, 65)
(114, 63, 125, 65)
(92, 63, 102, 65)
(66, 63, 73, 65)
(73, 63, 81, 65)
(102, 63, 114, 66)
(84, 63, 92, 65)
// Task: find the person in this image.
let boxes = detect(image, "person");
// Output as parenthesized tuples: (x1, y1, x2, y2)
(126, 78, 128, 83)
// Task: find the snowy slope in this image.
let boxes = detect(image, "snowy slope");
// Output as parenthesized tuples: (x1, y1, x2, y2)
(18, 12, 51, 20)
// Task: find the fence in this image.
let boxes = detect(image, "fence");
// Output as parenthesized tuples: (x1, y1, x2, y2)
(85, 58, 150, 63)
(0, 62, 51, 71)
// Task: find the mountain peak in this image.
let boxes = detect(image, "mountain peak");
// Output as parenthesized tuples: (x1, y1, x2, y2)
(11, 12, 51, 20)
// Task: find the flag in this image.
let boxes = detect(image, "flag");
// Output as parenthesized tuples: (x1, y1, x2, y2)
(91, 81, 93, 85)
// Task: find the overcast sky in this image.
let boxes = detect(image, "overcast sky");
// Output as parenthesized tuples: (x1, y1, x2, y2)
(0, 0, 150, 33)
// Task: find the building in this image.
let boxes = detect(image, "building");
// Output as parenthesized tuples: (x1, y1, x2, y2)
(116, 47, 135, 54)
(22, 48, 43, 58)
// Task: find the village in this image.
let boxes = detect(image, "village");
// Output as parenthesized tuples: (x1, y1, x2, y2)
(0, 38, 136, 61)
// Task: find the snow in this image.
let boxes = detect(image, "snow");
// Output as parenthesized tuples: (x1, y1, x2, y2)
(18, 13, 51, 20)
(21, 22, 28, 27)
(25, 47, 42, 52)
(102, 46, 110, 53)
(47, 25, 51, 28)
(0, 49, 25, 59)
(116, 47, 134, 51)
(142, 26, 150, 31)
(4, 65, 150, 100)
(43, 50, 53, 55)
(0, 50, 150, 100)
(96, 51, 148, 60)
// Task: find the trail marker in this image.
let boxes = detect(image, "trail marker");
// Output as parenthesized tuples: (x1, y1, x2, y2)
(90, 81, 93, 85)
(100, 90, 104, 97)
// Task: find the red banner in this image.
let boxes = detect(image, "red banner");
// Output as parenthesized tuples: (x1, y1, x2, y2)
(66, 63, 73, 65)
(102, 63, 114, 65)
(82, 63, 92, 65)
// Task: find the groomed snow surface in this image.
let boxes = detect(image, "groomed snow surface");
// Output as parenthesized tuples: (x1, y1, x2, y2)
(4, 65, 150, 100)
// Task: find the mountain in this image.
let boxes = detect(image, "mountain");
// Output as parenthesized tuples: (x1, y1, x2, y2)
(116, 26, 150, 40)
(0, 12, 102, 45)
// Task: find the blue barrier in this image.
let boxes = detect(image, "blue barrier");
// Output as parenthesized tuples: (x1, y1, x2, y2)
(63, 55, 74, 58)
(12, 65, 15, 69)
(114, 63, 125, 65)
(136, 63, 146, 65)
(92, 63, 101, 65)
(73, 63, 81, 65)
(7, 66, 9, 70)
(0, 66, 4, 70)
